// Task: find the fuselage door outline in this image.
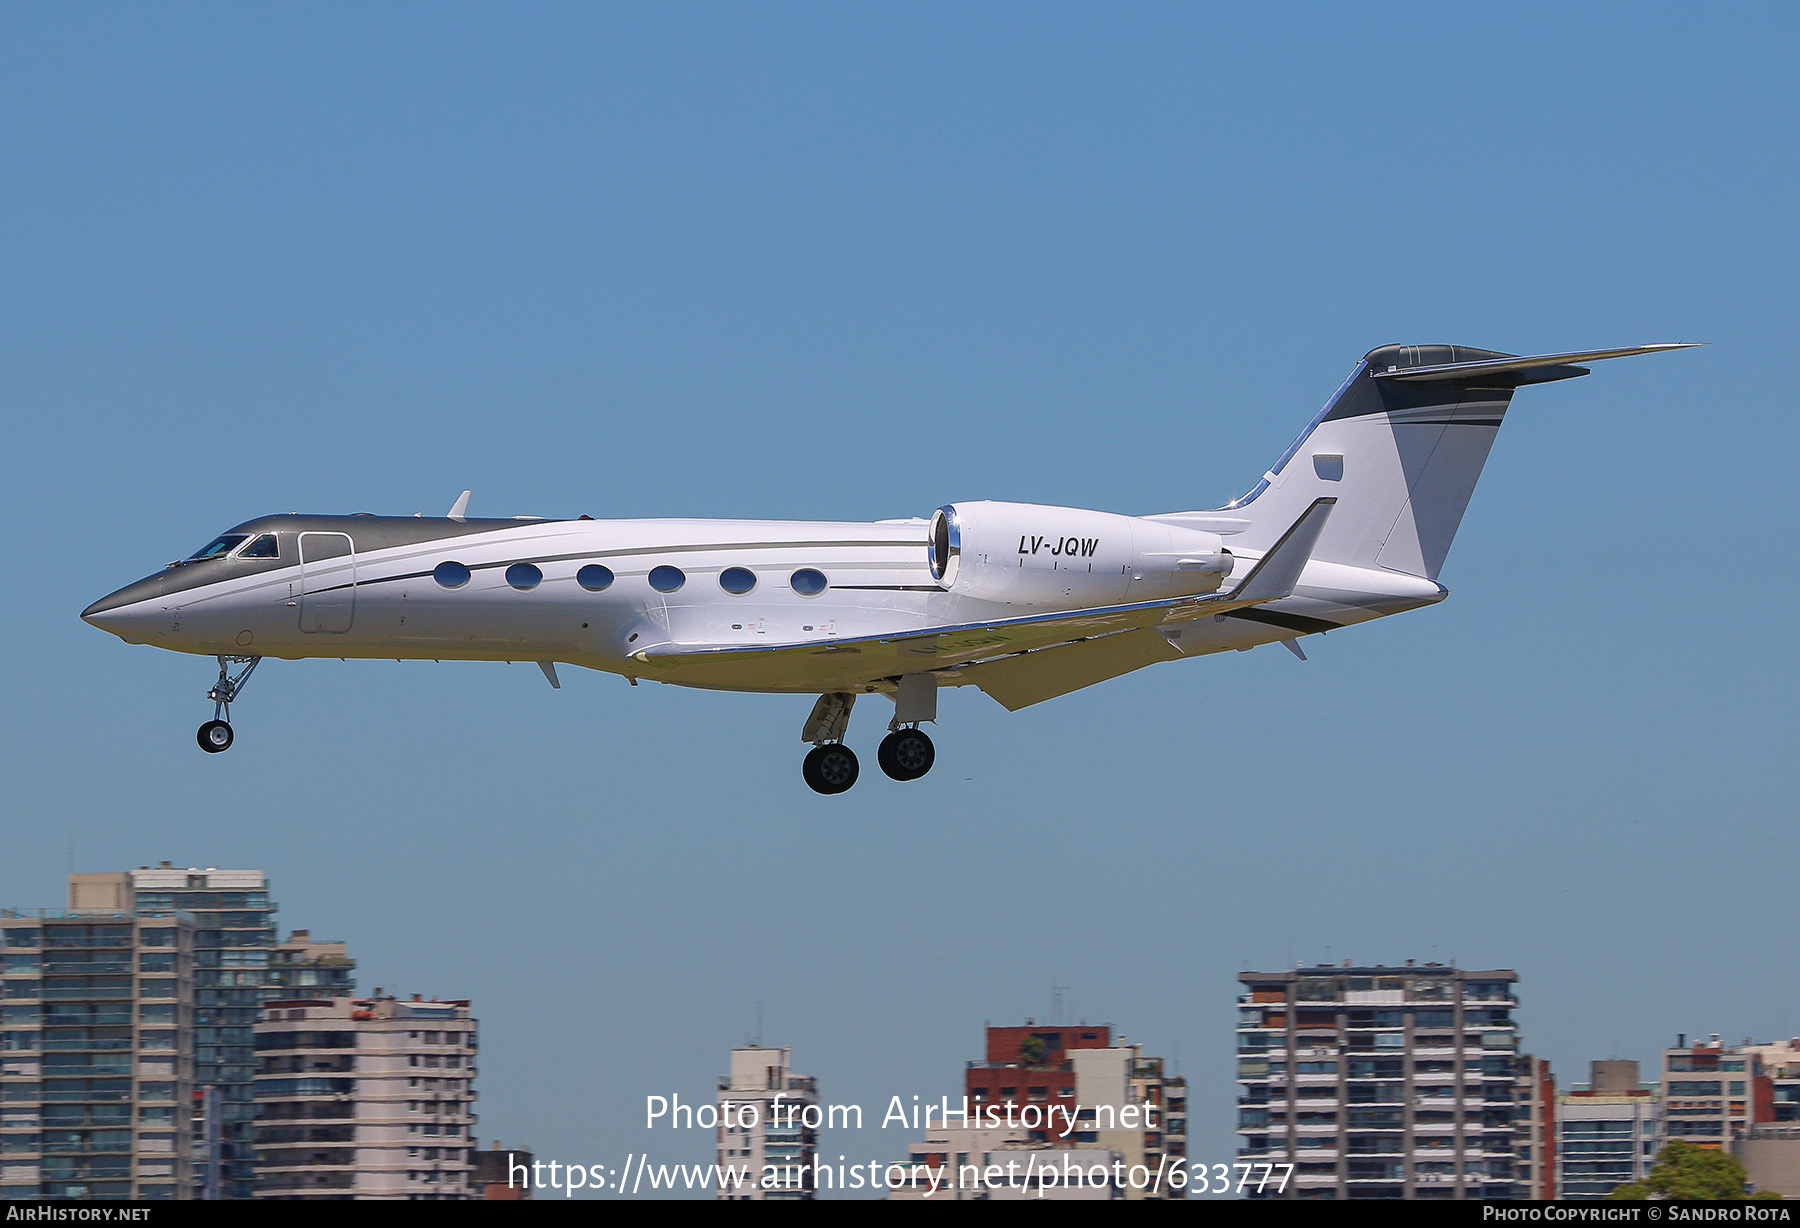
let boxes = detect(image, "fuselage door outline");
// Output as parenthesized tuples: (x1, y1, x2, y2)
(298, 532, 356, 634)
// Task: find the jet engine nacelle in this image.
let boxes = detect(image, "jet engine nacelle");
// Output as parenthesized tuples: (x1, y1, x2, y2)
(929, 501, 1232, 608)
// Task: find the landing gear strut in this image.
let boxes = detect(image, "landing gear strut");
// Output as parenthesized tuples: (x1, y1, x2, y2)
(800, 692, 858, 794)
(197, 655, 260, 754)
(878, 674, 938, 781)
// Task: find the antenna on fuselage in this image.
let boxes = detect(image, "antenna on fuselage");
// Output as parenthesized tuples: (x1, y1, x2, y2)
(447, 490, 471, 521)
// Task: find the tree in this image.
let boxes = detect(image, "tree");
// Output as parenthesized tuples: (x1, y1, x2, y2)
(1608, 1140, 1761, 1200)
(1017, 1035, 1048, 1065)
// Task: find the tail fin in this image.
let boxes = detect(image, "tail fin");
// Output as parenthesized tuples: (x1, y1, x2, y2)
(1157, 342, 1696, 581)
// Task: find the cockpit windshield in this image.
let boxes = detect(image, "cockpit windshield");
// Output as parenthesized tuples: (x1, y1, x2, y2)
(186, 534, 250, 562)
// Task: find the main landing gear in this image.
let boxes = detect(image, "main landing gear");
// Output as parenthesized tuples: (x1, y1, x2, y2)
(798, 684, 938, 795)
(802, 743, 860, 795)
(877, 727, 934, 781)
(197, 655, 260, 754)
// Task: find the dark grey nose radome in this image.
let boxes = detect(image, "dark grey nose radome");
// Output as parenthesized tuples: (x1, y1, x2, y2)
(82, 573, 186, 641)
(81, 592, 161, 641)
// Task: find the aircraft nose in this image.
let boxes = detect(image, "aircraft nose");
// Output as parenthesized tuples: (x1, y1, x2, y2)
(82, 581, 170, 641)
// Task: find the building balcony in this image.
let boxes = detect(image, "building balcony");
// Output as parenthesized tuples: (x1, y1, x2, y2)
(37, 1063, 134, 1078)
(41, 963, 135, 976)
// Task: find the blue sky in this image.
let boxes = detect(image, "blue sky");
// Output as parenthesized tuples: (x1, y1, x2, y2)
(2, 3, 1795, 1194)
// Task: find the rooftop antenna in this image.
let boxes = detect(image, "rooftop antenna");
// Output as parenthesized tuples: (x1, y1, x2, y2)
(1050, 980, 1070, 1026)
(755, 1001, 763, 1047)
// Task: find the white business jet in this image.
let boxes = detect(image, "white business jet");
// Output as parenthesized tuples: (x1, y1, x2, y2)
(83, 342, 1693, 793)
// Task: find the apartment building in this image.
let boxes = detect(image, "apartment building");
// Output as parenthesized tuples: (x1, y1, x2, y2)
(0, 906, 197, 1199)
(1237, 963, 1528, 1200)
(72, 866, 281, 1198)
(252, 994, 477, 1199)
(892, 1022, 1186, 1201)
(1557, 1059, 1658, 1198)
(716, 1045, 818, 1201)
(1658, 1035, 1769, 1153)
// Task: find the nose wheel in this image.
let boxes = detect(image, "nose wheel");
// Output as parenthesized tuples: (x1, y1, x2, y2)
(877, 728, 935, 781)
(197, 655, 260, 754)
(802, 744, 859, 795)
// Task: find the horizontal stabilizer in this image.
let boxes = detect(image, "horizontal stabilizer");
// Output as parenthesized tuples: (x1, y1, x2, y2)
(1373, 343, 1700, 383)
(1226, 497, 1336, 605)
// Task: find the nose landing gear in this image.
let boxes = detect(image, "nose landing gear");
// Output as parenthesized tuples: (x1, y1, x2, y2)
(197, 655, 260, 754)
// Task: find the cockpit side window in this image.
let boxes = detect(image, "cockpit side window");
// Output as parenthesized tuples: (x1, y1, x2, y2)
(187, 535, 250, 562)
(239, 534, 280, 559)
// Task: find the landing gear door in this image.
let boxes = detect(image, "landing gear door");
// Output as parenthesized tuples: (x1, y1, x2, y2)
(298, 532, 356, 634)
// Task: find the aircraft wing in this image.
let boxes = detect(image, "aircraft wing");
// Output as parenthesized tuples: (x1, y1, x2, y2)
(631, 498, 1336, 698)
(631, 594, 1193, 690)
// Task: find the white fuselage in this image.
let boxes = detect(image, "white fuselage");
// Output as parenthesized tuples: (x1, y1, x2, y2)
(83, 509, 1443, 695)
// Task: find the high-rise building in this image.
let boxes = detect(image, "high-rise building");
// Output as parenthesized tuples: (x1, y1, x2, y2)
(71, 866, 280, 1199)
(268, 931, 355, 1001)
(0, 905, 197, 1199)
(1513, 1055, 1556, 1199)
(1739, 1040, 1800, 1124)
(1658, 1035, 1771, 1153)
(1557, 1059, 1658, 1198)
(1237, 963, 1527, 1200)
(252, 994, 477, 1199)
(715, 1045, 817, 1201)
(891, 1022, 1186, 1201)
(68, 865, 360, 1199)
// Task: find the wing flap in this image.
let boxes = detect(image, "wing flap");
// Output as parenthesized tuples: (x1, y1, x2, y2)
(963, 628, 1183, 711)
(632, 601, 1177, 688)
